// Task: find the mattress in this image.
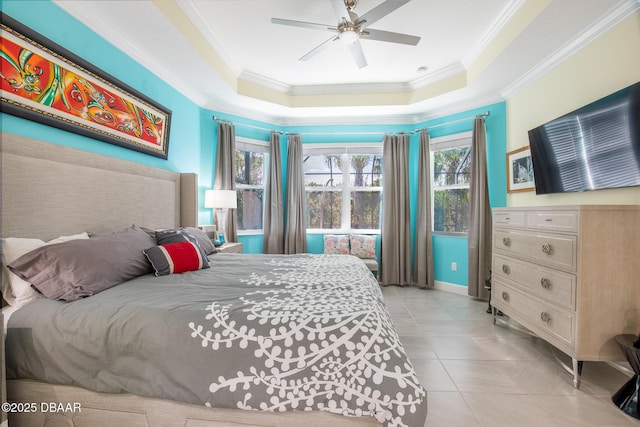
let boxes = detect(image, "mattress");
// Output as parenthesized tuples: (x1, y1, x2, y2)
(6, 253, 427, 426)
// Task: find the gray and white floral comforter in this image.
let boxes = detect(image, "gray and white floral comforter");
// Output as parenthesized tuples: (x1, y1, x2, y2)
(6, 254, 427, 426)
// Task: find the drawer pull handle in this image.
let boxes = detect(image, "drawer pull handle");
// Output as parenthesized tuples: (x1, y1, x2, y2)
(541, 243, 553, 255)
(545, 218, 553, 222)
(540, 278, 552, 289)
(502, 237, 512, 247)
(505, 217, 510, 221)
(502, 264, 510, 275)
(540, 312, 551, 323)
(501, 291, 509, 301)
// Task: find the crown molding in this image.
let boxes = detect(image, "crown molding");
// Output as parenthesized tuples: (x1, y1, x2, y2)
(409, 62, 466, 90)
(52, 0, 210, 107)
(239, 61, 467, 97)
(175, 1, 242, 76)
(412, 93, 505, 124)
(463, 0, 527, 68)
(239, 70, 413, 96)
(238, 71, 293, 94)
(501, 0, 639, 99)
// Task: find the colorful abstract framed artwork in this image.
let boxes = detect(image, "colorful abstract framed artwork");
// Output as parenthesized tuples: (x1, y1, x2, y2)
(506, 146, 535, 193)
(0, 13, 171, 159)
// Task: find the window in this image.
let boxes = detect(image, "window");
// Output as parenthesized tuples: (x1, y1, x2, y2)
(303, 145, 382, 232)
(234, 138, 268, 232)
(431, 132, 472, 233)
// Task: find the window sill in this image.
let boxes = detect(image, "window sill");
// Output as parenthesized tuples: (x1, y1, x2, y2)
(306, 229, 381, 235)
(433, 231, 468, 238)
(237, 230, 264, 236)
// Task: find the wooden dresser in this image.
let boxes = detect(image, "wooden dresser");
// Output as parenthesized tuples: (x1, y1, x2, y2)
(490, 205, 640, 388)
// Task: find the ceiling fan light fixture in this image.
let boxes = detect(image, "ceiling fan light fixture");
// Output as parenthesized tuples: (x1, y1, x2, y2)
(339, 27, 359, 44)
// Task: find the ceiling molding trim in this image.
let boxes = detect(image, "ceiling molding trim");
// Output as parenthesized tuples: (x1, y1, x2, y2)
(412, 93, 505, 124)
(151, 0, 238, 90)
(289, 81, 412, 96)
(409, 62, 466, 90)
(52, 0, 210, 107)
(240, 62, 468, 97)
(278, 112, 417, 127)
(469, 0, 553, 84)
(203, 99, 288, 127)
(239, 71, 292, 94)
(501, 0, 640, 99)
(238, 70, 413, 96)
(409, 71, 468, 104)
(179, 90, 505, 129)
(463, 0, 527, 68)
(175, 1, 242, 76)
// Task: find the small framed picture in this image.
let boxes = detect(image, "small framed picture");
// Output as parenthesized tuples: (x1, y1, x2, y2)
(507, 146, 535, 193)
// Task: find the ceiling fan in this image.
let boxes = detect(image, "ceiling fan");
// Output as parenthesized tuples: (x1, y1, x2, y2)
(271, 0, 420, 69)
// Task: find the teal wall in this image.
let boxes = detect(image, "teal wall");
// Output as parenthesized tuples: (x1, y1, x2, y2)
(252, 103, 508, 288)
(3, 2, 508, 287)
(1, 2, 202, 175)
(412, 102, 508, 286)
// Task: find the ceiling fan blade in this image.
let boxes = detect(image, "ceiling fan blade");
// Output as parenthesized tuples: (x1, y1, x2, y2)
(300, 35, 340, 61)
(271, 18, 335, 32)
(349, 40, 367, 68)
(330, 0, 352, 22)
(361, 28, 420, 45)
(355, 0, 411, 28)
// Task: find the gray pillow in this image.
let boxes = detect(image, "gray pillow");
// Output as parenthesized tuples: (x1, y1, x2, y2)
(184, 227, 217, 255)
(8, 225, 155, 302)
(155, 228, 216, 255)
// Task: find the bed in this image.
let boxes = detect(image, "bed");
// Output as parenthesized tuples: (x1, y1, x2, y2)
(1, 133, 427, 427)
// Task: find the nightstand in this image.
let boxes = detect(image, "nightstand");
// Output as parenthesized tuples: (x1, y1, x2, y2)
(217, 242, 243, 253)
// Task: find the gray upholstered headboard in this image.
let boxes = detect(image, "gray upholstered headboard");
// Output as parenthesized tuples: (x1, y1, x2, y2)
(1, 133, 198, 240)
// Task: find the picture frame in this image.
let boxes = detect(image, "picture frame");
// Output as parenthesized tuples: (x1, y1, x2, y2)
(0, 13, 171, 159)
(506, 146, 535, 193)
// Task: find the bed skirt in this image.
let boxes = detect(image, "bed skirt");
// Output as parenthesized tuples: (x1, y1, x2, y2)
(7, 380, 382, 427)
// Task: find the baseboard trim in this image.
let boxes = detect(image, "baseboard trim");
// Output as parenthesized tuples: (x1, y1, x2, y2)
(434, 280, 468, 296)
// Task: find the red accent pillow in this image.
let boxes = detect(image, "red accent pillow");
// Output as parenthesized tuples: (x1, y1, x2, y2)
(143, 241, 210, 276)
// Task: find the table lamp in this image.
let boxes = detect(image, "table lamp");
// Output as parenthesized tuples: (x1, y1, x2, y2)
(204, 189, 237, 243)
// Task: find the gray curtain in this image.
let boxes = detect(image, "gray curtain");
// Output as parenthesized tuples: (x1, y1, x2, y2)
(284, 134, 307, 254)
(214, 122, 238, 243)
(467, 118, 492, 299)
(381, 134, 411, 286)
(413, 131, 434, 288)
(263, 132, 284, 254)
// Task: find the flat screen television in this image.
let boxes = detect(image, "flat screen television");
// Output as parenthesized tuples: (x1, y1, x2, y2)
(528, 82, 640, 195)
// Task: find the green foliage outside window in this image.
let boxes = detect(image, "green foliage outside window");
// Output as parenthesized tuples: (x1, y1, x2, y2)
(433, 147, 471, 233)
(304, 153, 382, 230)
(235, 150, 265, 230)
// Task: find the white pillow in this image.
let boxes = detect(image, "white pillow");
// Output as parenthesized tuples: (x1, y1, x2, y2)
(1, 232, 90, 307)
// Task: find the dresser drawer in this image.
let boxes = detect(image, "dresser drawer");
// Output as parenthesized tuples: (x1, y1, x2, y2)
(493, 254, 576, 310)
(494, 230, 577, 272)
(493, 210, 526, 228)
(526, 210, 578, 233)
(492, 281, 575, 348)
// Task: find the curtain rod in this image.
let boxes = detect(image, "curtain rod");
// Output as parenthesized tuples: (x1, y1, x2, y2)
(284, 131, 387, 136)
(212, 116, 284, 134)
(214, 111, 489, 137)
(415, 111, 490, 133)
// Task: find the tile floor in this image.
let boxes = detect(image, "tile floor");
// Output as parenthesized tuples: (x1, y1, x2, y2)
(382, 285, 640, 427)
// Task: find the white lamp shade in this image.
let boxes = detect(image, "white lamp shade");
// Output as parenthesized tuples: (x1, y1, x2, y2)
(204, 189, 237, 209)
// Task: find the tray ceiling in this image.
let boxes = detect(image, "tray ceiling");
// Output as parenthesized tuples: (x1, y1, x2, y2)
(53, 0, 636, 124)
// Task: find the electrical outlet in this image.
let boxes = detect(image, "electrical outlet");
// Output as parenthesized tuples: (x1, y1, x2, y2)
(451, 262, 457, 271)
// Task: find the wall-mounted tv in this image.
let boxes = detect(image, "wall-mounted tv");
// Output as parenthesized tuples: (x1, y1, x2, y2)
(528, 82, 640, 195)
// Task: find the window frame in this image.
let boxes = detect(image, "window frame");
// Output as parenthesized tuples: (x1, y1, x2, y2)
(234, 136, 269, 235)
(430, 131, 473, 236)
(303, 143, 383, 234)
